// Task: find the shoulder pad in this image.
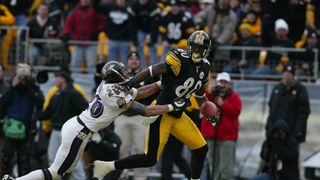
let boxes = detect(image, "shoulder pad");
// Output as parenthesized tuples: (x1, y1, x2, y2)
(172, 48, 191, 59)
(165, 49, 182, 76)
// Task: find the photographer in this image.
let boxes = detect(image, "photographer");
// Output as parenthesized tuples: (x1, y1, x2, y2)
(253, 120, 299, 180)
(0, 63, 44, 177)
(201, 72, 241, 180)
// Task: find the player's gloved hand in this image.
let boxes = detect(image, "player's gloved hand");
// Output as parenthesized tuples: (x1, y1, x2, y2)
(208, 107, 221, 124)
(169, 98, 186, 111)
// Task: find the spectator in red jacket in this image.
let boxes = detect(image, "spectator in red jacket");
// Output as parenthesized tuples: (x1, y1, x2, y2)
(201, 72, 242, 180)
(62, 0, 105, 73)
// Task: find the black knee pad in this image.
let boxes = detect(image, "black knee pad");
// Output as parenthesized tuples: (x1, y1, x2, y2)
(192, 144, 208, 157)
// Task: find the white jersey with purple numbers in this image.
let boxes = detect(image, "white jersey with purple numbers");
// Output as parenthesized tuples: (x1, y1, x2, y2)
(79, 81, 133, 132)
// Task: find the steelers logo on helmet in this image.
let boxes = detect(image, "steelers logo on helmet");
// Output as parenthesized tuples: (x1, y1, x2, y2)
(187, 31, 211, 63)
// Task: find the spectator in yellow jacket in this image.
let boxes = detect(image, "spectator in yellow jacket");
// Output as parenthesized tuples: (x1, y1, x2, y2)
(241, 10, 261, 38)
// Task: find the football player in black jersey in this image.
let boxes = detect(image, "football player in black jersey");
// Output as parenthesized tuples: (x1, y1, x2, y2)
(93, 31, 215, 180)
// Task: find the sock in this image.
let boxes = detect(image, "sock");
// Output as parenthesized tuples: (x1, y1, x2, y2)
(16, 170, 44, 180)
(110, 161, 115, 170)
(16, 168, 58, 180)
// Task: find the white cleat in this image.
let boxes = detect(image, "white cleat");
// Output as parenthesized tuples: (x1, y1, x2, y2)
(93, 160, 115, 180)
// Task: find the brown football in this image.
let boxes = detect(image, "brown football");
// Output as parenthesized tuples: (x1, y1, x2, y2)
(201, 101, 218, 118)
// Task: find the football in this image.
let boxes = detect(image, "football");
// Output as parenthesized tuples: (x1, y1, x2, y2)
(201, 101, 218, 118)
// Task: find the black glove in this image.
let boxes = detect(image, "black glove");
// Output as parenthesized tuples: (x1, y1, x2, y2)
(170, 98, 186, 111)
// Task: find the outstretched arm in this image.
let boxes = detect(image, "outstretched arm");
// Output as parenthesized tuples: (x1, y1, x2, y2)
(130, 81, 162, 100)
(129, 63, 167, 87)
(113, 81, 161, 100)
(123, 98, 185, 117)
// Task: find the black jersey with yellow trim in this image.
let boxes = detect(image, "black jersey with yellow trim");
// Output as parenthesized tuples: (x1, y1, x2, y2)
(158, 11, 195, 45)
(157, 48, 210, 118)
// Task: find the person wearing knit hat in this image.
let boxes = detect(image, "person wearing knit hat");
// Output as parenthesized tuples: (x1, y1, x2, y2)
(297, 28, 320, 76)
(274, 19, 291, 44)
(283, 64, 295, 75)
(275, 18, 289, 33)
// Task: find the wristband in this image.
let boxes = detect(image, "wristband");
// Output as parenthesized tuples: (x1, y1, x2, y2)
(168, 104, 174, 112)
(131, 88, 138, 99)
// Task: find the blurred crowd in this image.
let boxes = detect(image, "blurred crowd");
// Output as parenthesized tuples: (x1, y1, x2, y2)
(0, 0, 315, 179)
(0, 0, 319, 76)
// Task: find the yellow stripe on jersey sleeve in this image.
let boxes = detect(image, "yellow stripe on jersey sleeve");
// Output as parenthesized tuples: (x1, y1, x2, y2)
(165, 51, 181, 76)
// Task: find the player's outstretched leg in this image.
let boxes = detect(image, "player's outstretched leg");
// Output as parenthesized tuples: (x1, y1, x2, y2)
(93, 153, 158, 180)
(93, 118, 163, 179)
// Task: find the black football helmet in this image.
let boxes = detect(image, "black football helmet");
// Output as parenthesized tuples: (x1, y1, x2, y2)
(101, 61, 129, 83)
(187, 30, 212, 63)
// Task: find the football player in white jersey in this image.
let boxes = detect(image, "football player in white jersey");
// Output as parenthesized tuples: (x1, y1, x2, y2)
(2, 61, 185, 180)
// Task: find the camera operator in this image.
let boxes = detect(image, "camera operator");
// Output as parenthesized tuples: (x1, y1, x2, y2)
(253, 120, 299, 180)
(0, 63, 44, 177)
(201, 72, 241, 180)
